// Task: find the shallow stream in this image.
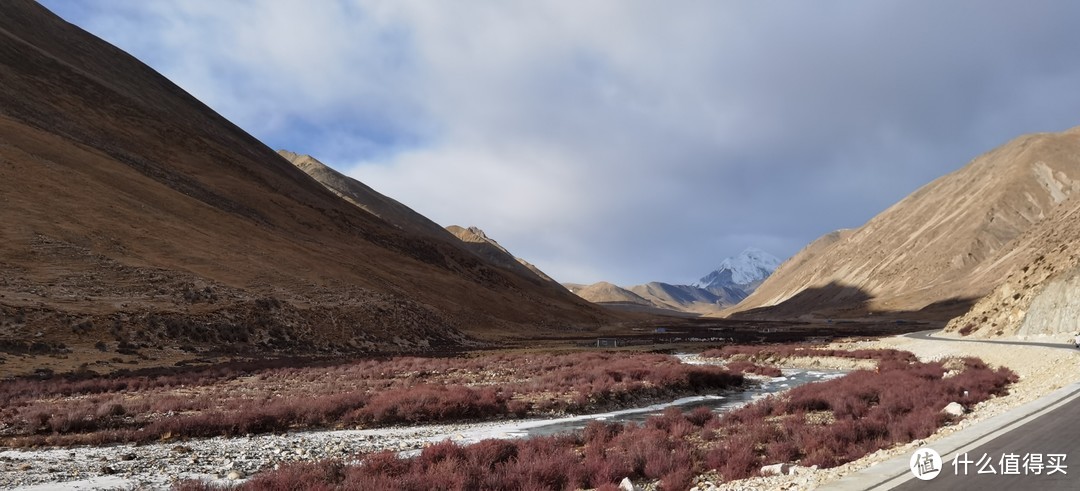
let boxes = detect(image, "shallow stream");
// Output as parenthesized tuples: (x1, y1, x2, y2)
(458, 368, 845, 443)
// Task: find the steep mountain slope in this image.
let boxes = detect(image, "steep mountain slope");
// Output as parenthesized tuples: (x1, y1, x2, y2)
(0, 0, 607, 372)
(733, 127, 1080, 319)
(445, 225, 561, 287)
(278, 150, 456, 241)
(278, 151, 562, 288)
(944, 189, 1080, 339)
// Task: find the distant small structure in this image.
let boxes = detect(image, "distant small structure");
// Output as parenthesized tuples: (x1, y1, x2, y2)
(596, 338, 620, 348)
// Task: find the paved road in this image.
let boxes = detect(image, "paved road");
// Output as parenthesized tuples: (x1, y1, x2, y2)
(904, 329, 1076, 350)
(824, 330, 1080, 490)
(892, 387, 1080, 490)
(890, 330, 1080, 490)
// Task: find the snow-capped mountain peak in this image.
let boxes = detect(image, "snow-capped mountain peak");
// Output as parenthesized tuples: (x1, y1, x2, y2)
(695, 248, 782, 290)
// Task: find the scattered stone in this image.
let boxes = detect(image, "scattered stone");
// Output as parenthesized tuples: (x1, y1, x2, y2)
(788, 464, 817, 475)
(943, 401, 965, 417)
(120, 453, 137, 461)
(100, 465, 116, 475)
(17, 463, 32, 471)
(171, 445, 193, 454)
(227, 470, 243, 480)
(619, 476, 638, 491)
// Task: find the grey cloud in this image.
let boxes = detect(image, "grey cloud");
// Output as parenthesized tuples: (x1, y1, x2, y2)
(41, 0, 1080, 285)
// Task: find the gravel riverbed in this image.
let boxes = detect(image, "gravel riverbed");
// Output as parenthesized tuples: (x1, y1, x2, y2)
(0, 422, 503, 489)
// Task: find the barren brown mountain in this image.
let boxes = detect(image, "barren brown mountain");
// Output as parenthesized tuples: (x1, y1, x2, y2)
(731, 126, 1080, 320)
(570, 282, 654, 306)
(280, 151, 563, 289)
(444, 225, 562, 287)
(944, 188, 1080, 339)
(278, 150, 458, 242)
(628, 283, 729, 315)
(0, 0, 608, 375)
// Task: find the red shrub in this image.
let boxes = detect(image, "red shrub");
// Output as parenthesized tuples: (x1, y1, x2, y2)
(5, 351, 749, 447)
(467, 439, 519, 470)
(584, 450, 633, 487)
(240, 460, 342, 491)
(183, 353, 1017, 491)
(356, 385, 507, 424)
(707, 435, 759, 481)
(660, 466, 695, 491)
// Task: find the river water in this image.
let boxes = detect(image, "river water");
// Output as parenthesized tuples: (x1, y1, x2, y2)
(442, 367, 845, 445)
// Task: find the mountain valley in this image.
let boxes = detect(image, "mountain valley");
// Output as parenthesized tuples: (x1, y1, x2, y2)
(567, 248, 783, 315)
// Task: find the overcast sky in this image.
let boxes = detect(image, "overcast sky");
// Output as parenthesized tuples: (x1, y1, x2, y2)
(41, 1, 1080, 285)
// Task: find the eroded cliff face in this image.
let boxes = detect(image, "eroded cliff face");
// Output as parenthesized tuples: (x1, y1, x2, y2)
(1016, 265, 1080, 339)
(944, 196, 1080, 339)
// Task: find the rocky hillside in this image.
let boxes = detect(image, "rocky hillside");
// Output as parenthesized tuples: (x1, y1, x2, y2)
(944, 190, 1080, 339)
(0, 0, 608, 375)
(732, 126, 1080, 319)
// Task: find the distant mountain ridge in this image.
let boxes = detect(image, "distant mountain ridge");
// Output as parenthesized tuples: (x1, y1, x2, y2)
(566, 248, 781, 314)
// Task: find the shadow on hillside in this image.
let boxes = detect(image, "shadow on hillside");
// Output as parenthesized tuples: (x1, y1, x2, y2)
(594, 301, 702, 318)
(732, 281, 872, 319)
(730, 281, 978, 324)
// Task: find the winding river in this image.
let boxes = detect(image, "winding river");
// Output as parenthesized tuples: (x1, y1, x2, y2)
(448, 368, 845, 444)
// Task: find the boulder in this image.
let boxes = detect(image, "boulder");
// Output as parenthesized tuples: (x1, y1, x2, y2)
(761, 463, 793, 476)
(943, 402, 965, 417)
(618, 477, 638, 491)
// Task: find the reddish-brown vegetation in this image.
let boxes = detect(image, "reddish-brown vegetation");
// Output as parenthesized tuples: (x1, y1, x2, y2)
(0, 352, 746, 447)
(176, 352, 1017, 491)
(701, 345, 919, 364)
(720, 360, 783, 377)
